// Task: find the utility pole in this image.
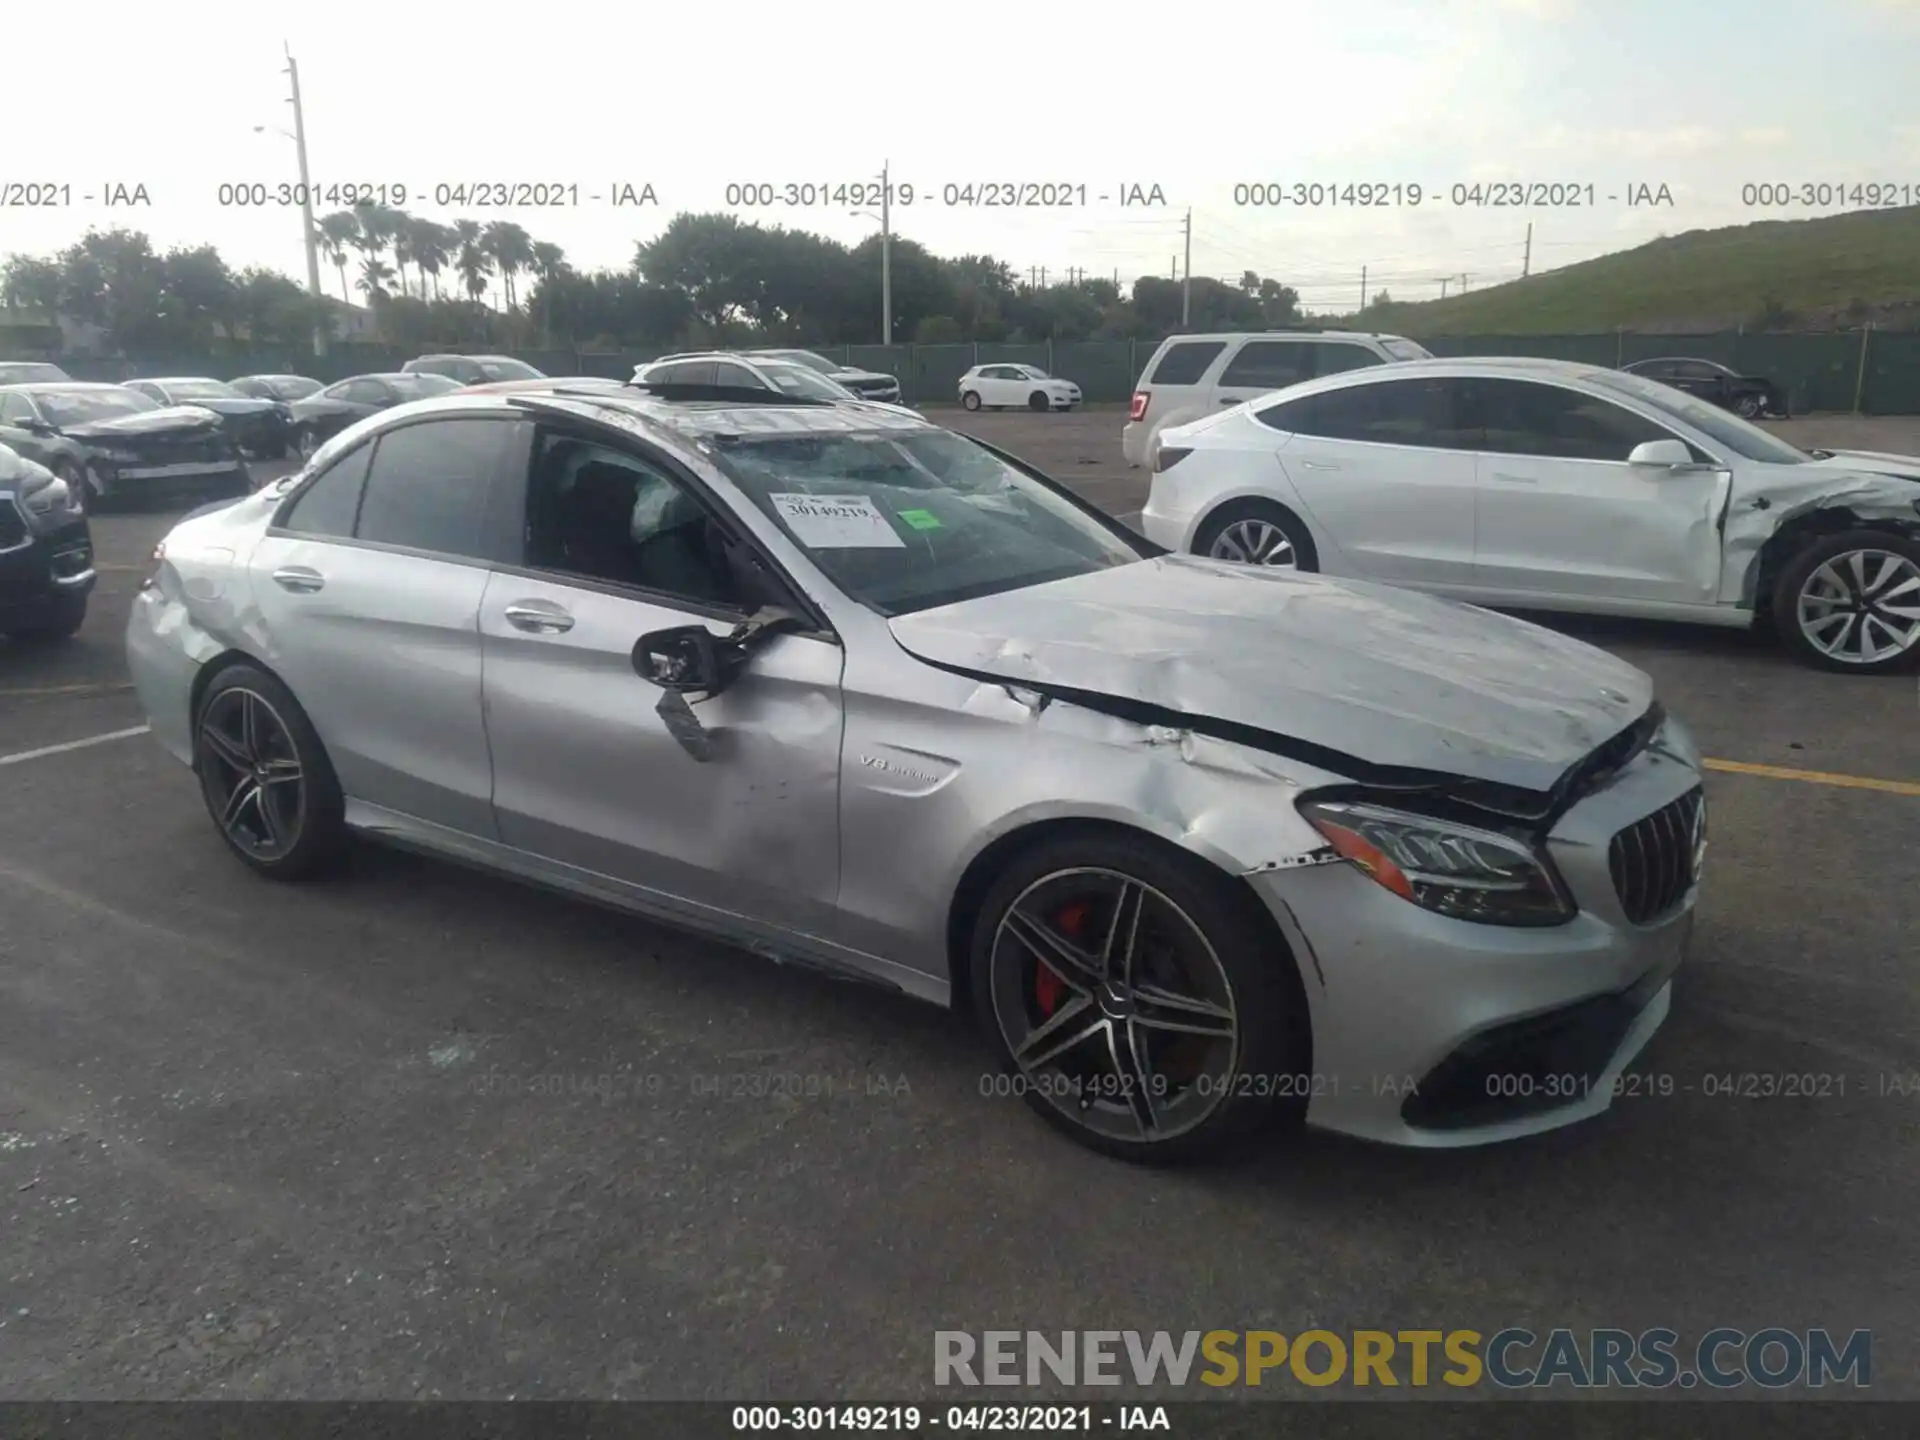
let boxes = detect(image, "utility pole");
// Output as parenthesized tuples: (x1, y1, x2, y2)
(1461, 273, 1470, 292)
(1439, 278, 1450, 299)
(1040, 266, 1048, 286)
(1360, 265, 1368, 310)
(1180, 208, 1193, 328)
(284, 44, 327, 358)
(1522, 222, 1532, 278)
(880, 159, 893, 346)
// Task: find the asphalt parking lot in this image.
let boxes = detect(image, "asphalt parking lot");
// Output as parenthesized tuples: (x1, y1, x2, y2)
(1, 408, 1916, 1401)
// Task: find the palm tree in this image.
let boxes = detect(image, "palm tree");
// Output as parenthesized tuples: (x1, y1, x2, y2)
(356, 255, 395, 336)
(391, 214, 418, 300)
(529, 241, 567, 344)
(349, 199, 397, 295)
(482, 221, 535, 310)
(316, 211, 359, 303)
(452, 220, 491, 306)
(410, 219, 454, 301)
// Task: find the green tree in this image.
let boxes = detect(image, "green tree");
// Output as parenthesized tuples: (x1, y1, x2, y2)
(316, 211, 359, 302)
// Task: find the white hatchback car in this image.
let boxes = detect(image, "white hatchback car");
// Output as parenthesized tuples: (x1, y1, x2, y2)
(1141, 356, 1920, 674)
(1122, 330, 1430, 468)
(958, 364, 1081, 412)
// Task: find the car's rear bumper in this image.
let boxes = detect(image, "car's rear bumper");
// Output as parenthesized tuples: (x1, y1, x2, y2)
(125, 585, 203, 766)
(1251, 735, 1703, 1147)
(1121, 421, 1149, 467)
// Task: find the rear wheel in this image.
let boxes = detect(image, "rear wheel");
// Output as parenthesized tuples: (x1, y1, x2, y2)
(193, 664, 349, 878)
(1027, 390, 1051, 412)
(1194, 501, 1320, 572)
(969, 830, 1311, 1163)
(961, 390, 982, 412)
(1772, 530, 1920, 674)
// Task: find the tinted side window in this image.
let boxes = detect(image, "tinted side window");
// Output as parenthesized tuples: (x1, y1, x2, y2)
(354, 419, 512, 558)
(1146, 341, 1227, 386)
(281, 442, 373, 537)
(1473, 379, 1673, 462)
(1674, 361, 1719, 380)
(339, 379, 386, 404)
(0, 394, 32, 422)
(711, 361, 766, 389)
(523, 431, 748, 609)
(1311, 343, 1383, 377)
(1259, 378, 1467, 447)
(1218, 341, 1310, 390)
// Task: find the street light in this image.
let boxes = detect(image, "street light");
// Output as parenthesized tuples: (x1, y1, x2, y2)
(255, 43, 327, 358)
(851, 160, 894, 348)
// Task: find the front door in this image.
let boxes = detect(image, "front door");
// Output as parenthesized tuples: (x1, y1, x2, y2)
(1466, 377, 1728, 604)
(479, 425, 846, 942)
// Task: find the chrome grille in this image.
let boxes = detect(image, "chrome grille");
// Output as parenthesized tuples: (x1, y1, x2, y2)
(1608, 787, 1704, 924)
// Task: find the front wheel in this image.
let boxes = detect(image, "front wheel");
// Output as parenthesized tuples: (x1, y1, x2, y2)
(294, 426, 320, 461)
(1772, 530, 1920, 674)
(969, 830, 1311, 1163)
(1194, 501, 1320, 571)
(1734, 393, 1764, 418)
(52, 458, 91, 513)
(961, 390, 982, 412)
(1028, 391, 1051, 412)
(193, 663, 349, 878)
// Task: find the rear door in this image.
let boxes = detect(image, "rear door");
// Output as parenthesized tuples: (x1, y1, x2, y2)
(1212, 339, 1313, 408)
(247, 414, 521, 836)
(1466, 377, 1728, 604)
(478, 421, 847, 940)
(1253, 375, 1479, 585)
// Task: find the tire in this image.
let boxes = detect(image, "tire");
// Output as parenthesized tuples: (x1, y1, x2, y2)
(1771, 529, 1920, 674)
(961, 390, 982, 412)
(4, 595, 87, 643)
(52, 458, 91, 513)
(1194, 500, 1320, 572)
(1028, 390, 1051, 412)
(968, 829, 1312, 1163)
(192, 663, 349, 879)
(295, 427, 320, 461)
(1734, 393, 1763, 419)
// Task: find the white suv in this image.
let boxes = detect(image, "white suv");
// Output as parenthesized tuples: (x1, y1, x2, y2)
(1122, 330, 1430, 467)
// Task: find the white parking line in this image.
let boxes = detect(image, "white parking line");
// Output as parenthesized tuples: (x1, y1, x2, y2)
(0, 725, 151, 767)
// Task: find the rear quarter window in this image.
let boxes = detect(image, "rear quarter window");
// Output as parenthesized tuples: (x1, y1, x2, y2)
(1145, 341, 1227, 387)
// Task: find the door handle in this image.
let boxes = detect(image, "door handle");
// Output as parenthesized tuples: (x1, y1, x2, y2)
(1489, 471, 1538, 484)
(1219, 398, 1239, 405)
(271, 566, 325, 593)
(1298, 459, 1340, 470)
(503, 601, 575, 634)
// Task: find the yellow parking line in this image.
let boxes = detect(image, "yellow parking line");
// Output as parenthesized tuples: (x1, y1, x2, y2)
(1704, 757, 1920, 797)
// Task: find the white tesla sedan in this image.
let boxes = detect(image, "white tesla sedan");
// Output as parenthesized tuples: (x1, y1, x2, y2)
(1142, 357, 1920, 673)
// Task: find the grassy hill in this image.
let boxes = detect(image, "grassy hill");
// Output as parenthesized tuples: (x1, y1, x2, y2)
(1344, 206, 1920, 336)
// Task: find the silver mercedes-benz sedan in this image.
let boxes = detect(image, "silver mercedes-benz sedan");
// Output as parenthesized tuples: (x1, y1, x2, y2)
(127, 386, 1706, 1160)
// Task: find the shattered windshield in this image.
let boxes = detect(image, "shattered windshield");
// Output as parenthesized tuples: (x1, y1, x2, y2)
(710, 427, 1144, 615)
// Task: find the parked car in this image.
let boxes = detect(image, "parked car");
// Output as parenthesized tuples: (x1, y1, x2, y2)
(129, 384, 1703, 1161)
(958, 364, 1082, 413)
(232, 374, 324, 403)
(743, 348, 903, 404)
(122, 376, 295, 459)
(0, 361, 74, 385)
(1123, 330, 1432, 469)
(0, 383, 250, 511)
(402, 354, 546, 385)
(286, 372, 464, 457)
(633, 353, 912, 410)
(0, 441, 93, 642)
(1620, 357, 1788, 419)
(1143, 356, 1920, 673)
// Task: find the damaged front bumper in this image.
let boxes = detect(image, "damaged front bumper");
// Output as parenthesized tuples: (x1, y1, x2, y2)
(1248, 723, 1703, 1148)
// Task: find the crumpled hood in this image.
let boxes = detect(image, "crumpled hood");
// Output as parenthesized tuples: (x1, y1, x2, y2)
(1807, 449, 1920, 481)
(834, 368, 898, 386)
(59, 405, 225, 440)
(888, 556, 1655, 792)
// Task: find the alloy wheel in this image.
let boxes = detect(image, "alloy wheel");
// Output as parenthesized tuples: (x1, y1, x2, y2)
(1795, 549, 1920, 666)
(296, 427, 319, 459)
(1735, 394, 1763, 418)
(988, 867, 1241, 1144)
(1210, 518, 1298, 568)
(197, 687, 308, 860)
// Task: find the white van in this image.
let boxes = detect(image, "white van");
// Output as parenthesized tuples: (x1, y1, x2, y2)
(1121, 330, 1431, 467)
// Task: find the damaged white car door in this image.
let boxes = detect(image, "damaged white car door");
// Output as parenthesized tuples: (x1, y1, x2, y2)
(1467, 377, 1729, 606)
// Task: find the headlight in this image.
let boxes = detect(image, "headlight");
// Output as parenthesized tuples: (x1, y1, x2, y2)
(1298, 798, 1575, 927)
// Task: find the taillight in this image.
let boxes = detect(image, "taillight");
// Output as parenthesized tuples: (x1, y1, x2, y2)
(1129, 391, 1149, 421)
(1155, 447, 1191, 472)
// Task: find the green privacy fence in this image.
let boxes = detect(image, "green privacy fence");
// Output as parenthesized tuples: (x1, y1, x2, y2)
(45, 330, 1920, 414)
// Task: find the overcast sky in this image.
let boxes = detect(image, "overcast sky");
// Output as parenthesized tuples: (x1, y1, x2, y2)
(7, 0, 1915, 310)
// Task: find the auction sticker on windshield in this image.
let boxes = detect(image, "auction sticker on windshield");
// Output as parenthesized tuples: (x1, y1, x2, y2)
(771, 493, 905, 548)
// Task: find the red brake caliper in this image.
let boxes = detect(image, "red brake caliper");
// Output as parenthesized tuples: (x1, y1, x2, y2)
(1034, 901, 1088, 1016)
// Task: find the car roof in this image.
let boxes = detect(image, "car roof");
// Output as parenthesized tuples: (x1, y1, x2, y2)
(0, 381, 130, 392)
(1159, 330, 1408, 343)
(138, 376, 226, 385)
(398, 388, 934, 442)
